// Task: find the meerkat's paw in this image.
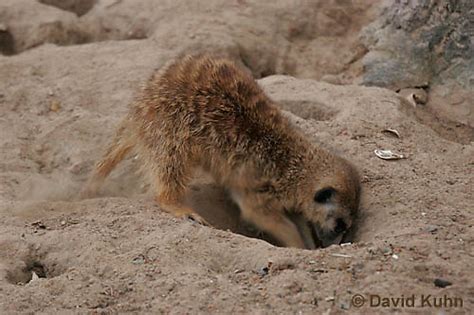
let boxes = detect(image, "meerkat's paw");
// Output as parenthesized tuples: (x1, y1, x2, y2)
(182, 213, 210, 226)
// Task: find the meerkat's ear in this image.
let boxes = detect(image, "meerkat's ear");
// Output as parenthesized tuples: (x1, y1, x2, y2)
(314, 187, 335, 203)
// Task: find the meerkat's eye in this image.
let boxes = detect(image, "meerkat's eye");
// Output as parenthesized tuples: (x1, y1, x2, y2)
(334, 218, 347, 234)
(314, 187, 335, 203)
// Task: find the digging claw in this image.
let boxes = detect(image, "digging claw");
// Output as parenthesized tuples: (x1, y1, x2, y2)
(185, 213, 209, 226)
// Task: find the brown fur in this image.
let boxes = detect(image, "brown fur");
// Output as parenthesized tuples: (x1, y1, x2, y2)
(82, 54, 361, 249)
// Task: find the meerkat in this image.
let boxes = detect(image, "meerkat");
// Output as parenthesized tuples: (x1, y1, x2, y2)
(82, 54, 361, 249)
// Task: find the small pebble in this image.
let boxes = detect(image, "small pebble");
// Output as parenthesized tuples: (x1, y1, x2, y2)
(49, 100, 61, 112)
(32, 221, 47, 229)
(132, 255, 145, 265)
(434, 278, 452, 288)
(257, 266, 269, 277)
(382, 247, 393, 255)
(340, 301, 350, 310)
(367, 246, 378, 255)
(257, 261, 273, 276)
(425, 225, 439, 233)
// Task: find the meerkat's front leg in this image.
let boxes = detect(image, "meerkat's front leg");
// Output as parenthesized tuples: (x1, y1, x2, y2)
(241, 205, 305, 248)
(233, 194, 306, 248)
(287, 212, 317, 249)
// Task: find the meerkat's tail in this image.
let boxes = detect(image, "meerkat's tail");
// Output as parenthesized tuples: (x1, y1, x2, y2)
(80, 119, 135, 198)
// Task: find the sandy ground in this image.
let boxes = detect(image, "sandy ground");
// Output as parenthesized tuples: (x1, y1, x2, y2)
(0, 1, 473, 314)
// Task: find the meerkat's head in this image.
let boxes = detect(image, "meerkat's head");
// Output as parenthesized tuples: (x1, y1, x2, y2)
(293, 157, 361, 248)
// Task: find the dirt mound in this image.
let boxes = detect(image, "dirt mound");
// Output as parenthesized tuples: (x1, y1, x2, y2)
(1, 0, 378, 80)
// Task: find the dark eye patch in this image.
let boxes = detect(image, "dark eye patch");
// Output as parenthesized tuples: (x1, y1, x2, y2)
(314, 187, 335, 203)
(334, 218, 347, 234)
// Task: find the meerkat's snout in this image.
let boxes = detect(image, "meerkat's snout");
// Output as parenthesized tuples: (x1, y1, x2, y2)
(293, 166, 360, 249)
(310, 187, 353, 247)
(285, 190, 353, 249)
(312, 215, 350, 248)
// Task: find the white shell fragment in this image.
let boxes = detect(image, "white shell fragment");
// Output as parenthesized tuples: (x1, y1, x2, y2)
(374, 149, 406, 160)
(29, 272, 40, 283)
(381, 128, 401, 138)
(330, 253, 352, 258)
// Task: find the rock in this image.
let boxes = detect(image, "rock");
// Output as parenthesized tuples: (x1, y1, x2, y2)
(367, 246, 379, 255)
(425, 225, 439, 233)
(339, 300, 350, 310)
(382, 247, 393, 256)
(360, 0, 474, 128)
(361, 0, 473, 90)
(38, 0, 97, 17)
(434, 278, 452, 288)
(131, 255, 145, 265)
(256, 266, 269, 277)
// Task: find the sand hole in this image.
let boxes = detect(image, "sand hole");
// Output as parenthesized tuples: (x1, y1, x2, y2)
(6, 260, 51, 285)
(0, 28, 15, 55)
(187, 182, 357, 248)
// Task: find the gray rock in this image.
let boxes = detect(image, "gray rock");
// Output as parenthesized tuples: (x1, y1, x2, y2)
(361, 0, 473, 90)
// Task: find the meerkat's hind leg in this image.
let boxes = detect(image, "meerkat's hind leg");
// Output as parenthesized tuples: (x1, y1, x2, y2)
(155, 186, 209, 226)
(80, 120, 134, 199)
(156, 192, 209, 225)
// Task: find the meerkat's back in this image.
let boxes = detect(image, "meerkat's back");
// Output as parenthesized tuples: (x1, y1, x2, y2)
(130, 55, 299, 181)
(83, 55, 289, 217)
(136, 56, 287, 150)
